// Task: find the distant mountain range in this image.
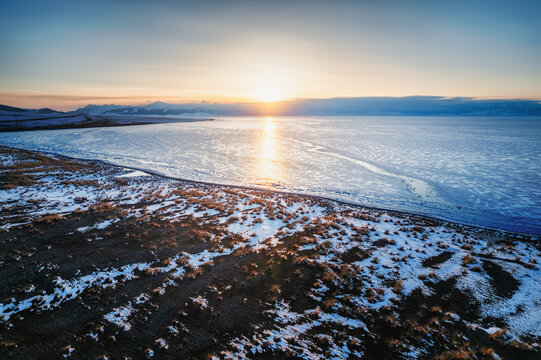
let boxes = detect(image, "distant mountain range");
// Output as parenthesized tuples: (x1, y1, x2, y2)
(73, 96, 541, 116)
(0, 104, 64, 115)
(2, 96, 541, 118)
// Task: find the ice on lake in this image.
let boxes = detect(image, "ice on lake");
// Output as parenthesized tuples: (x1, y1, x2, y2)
(1, 116, 540, 234)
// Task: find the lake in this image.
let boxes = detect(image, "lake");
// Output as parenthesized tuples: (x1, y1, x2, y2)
(1, 116, 540, 234)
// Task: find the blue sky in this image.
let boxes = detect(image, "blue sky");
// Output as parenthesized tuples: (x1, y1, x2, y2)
(1, 0, 540, 109)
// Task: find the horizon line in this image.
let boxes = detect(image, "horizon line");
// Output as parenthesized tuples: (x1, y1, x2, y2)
(2, 94, 541, 112)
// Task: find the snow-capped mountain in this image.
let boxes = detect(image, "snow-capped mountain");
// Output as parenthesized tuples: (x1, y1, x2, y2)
(73, 104, 129, 115)
(73, 101, 255, 116)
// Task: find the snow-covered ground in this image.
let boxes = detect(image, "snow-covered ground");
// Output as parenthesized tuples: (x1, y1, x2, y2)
(0, 147, 539, 359)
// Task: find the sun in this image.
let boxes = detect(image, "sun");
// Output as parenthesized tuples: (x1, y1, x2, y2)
(257, 89, 281, 103)
(248, 67, 287, 103)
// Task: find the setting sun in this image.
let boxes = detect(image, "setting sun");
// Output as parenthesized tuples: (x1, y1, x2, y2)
(254, 79, 283, 102)
(248, 67, 288, 103)
(258, 90, 281, 103)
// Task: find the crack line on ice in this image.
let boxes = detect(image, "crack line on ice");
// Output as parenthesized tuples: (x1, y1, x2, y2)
(284, 137, 444, 204)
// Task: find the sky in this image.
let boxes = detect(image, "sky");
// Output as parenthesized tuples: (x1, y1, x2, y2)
(1, 0, 540, 110)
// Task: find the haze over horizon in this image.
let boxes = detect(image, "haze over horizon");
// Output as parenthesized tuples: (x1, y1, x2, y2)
(1, 0, 540, 110)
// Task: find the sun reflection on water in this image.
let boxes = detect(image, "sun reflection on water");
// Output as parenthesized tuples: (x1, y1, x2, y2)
(255, 117, 283, 187)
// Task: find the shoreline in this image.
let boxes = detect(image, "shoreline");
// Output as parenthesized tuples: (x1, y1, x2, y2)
(1, 144, 537, 238)
(0, 115, 214, 132)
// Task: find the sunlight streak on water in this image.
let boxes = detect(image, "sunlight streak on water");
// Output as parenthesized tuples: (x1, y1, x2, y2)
(255, 117, 283, 188)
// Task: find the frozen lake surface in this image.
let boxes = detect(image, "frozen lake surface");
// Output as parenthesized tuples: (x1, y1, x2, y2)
(1, 116, 540, 234)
